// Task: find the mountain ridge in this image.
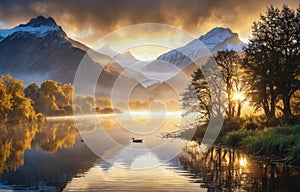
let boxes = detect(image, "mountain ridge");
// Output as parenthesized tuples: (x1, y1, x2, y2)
(0, 15, 246, 100)
(0, 16, 179, 100)
(139, 27, 245, 87)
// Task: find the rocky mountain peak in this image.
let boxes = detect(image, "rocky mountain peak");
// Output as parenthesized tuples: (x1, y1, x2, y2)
(20, 16, 57, 27)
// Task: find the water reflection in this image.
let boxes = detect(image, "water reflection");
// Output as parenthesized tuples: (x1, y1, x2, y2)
(32, 120, 78, 152)
(180, 142, 300, 191)
(0, 124, 38, 174)
(0, 116, 300, 191)
(76, 113, 187, 169)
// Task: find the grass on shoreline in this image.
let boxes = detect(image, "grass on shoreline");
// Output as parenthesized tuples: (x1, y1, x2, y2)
(223, 124, 300, 161)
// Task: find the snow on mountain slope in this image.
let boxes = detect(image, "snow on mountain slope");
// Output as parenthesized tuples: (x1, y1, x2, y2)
(199, 27, 244, 52)
(153, 27, 244, 68)
(97, 28, 245, 88)
(143, 27, 245, 73)
(0, 16, 61, 41)
(138, 27, 245, 87)
(0, 15, 123, 88)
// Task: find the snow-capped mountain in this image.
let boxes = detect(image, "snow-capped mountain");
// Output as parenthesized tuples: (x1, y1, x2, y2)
(0, 16, 61, 41)
(0, 16, 180, 100)
(199, 27, 244, 52)
(0, 16, 121, 83)
(0, 16, 246, 99)
(143, 27, 245, 72)
(97, 27, 245, 88)
(135, 27, 246, 88)
(0, 16, 128, 97)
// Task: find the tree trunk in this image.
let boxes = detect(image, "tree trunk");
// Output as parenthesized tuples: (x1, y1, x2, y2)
(270, 85, 276, 119)
(236, 102, 241, 118)
(283, 92, 292, 117)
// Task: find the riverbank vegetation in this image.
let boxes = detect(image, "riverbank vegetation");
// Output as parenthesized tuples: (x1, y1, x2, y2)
(224, 124, 300, 165)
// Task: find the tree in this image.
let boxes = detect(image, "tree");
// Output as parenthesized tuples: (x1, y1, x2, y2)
(0, 77, 12, 124)
(24, 83, 39, 102)
(25, 80, 75, 116)
(74, 95, 95, 113)
(62, 83, 74, 105)
(181, 68, 211, 122)
(215, 50, 245, 119)
(40, 80, 66, 108)
(243, 5, 300, 119)
(96, 97, 112, 109)
(276, 5, 300, 117)
(4, 75, 37, 124)
(181, 51, 245, 122)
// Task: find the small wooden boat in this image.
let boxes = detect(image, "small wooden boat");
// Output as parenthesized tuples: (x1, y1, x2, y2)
(132, 138, 143, 143)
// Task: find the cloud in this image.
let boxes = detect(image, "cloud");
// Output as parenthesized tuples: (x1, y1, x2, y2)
(0, 0, 299, 45)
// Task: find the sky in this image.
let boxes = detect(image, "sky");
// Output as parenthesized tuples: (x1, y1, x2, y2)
(0, 0, 299, 60)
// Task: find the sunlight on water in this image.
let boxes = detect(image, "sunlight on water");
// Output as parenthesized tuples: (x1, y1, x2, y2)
(75, 113, 191, 169)
(64, 157, 203, 192)
(46, 111, 183, 121)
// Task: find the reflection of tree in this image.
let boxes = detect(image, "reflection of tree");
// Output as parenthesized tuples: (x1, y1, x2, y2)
(179, 143, 300, 191)
(0, 124, 38, 174)
(1, 136, 98, 191)
(0, 120, 80, 175)
(32, 120, 78, 153)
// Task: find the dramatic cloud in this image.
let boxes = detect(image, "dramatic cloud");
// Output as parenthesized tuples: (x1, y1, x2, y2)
(0, 0, 299, 46)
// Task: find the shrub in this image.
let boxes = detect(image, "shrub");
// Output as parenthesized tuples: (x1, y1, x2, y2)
(223, 130, 255, 147)
(242, 125, 300, 156)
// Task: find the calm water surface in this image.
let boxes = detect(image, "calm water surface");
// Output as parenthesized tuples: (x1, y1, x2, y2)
(0, 114, 300, 191)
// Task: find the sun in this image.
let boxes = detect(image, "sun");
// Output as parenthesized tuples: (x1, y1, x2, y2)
(239, 157, 247, 167)
(233, 92, 246, 102)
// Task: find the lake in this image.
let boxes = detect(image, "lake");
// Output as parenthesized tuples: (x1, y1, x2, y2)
(0, 114, 300, 191)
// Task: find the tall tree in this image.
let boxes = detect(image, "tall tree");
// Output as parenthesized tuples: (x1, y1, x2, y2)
(276, 5, 300, 117)
(215, 50, 245, 119)
(181, 50, 243, 122)
(243, 5, 300, 119)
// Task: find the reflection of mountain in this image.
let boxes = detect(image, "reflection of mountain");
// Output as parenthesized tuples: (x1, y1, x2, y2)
(103, 143, 160, 169)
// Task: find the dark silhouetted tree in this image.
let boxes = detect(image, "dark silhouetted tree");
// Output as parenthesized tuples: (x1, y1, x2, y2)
(243, 5, 300, 119)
